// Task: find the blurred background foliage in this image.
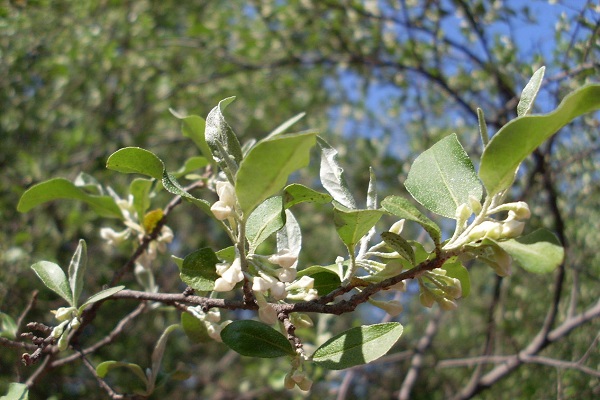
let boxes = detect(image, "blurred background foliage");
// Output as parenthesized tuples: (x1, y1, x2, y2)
(1, 0, 599, 398)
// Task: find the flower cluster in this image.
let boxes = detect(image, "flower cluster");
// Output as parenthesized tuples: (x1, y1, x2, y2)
(50, 306, 81, 351)
(418, 268, 463, 310)
(186, 306, 231, 342)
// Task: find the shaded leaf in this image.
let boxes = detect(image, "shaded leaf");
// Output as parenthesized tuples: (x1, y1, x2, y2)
(179, 248, 220, 291)
(17, 178, 122, 219)
(405, 134, 482, 219)
(297, 265, 341, 296)
(150, 324, 180, 390)
(0, 383, 28, 400)
(246, 196, 285, 253)
(220, 320, 295, 358)
(0, 312, 17, 339)
(442, 259, 470, 298)
(381, 232, 415, 265)
(181, 312, 211, 343)
(480, 84, 600, 195)
(312, 323, 403, 370)
(68, 239, 87, 306)
(283, 184, 332, 209)
(236, 131, 317, 217)
(169, 109, 212, 161)
(31, 261, 73, 305)
(277, 210, 302, 257)
(96, 361, 148, 386)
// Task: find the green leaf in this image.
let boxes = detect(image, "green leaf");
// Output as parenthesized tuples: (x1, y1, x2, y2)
(0, 312, 17, 339)
(517, 66, 545, 117)
(161, 171, 218, 223)
(205, 97, 244, 179)
(181, 312, 211, 343)
(129, 178, 153, 220)
(179, 248, 220, 291)
(149, 324, 180, 390)
(215, 246, 236, 263)
(106, 147, 165, 180)
(171, 156, 209, 178)
(31, 261, 73, 305)
(480, 84, 600, 195)
(312, 322, 404, 370)
(246, 196, 285, 253)
(265, 112, 306, 139)
(405, 133, 483, 219)
(78, 286, 125, 313)
(236, 131, 317, 217)
(366, 167, 377, 209)
(381, 196, 441, 245)
(381, 232, 415, 265)
(283, 184, 332, 209)
(297, 267, 341, 296)
(442, 259, 470, 298)
(318, 136, 356, 209)
(169, 109, 212, 161)
(68, 239, 87, 306)
(333, 203, 383, 248)
(17, 178, 122, 219)
(277, 210, 302, 257)
(96, 361, 149, 386)
(490, 228, 564, 274)
(74, 172, 105, 196)
(220, 320, 295, 358)
(0, 383, 28, 400)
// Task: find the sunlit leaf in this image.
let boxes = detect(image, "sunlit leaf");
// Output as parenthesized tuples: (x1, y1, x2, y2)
(517, 66, 545, 117)
(318, 136, 356, 209)
(78, 286, 126, 312)
(220, 320, 295, 358)
(106, 147, 165, 180)
(333, 203, 383, 248)
(169, 109, 212, 161)
(381, 232, 415, 265)
(283, 183, 332, 209)
(312, 323, 403, 370)
(405, 134, 482, 219)
(236, 131, 317, 217)
(205, 96, 243, 180)
(68, 239, 87, 306)
(0, 382, 28, 400)
(480, 84, 600, 195)
(0, 313, 18, 339)
(246, 196, 285, 253)
(31, 261, 73, 305)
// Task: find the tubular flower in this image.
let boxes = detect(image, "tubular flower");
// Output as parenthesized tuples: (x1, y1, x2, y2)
(213, 258, 244, 292)
(210, 181, 237, 220)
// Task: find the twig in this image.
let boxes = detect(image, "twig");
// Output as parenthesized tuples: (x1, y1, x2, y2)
(15, 291, 38, 337)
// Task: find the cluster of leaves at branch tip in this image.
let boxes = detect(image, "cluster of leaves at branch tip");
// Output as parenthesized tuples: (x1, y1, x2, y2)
(15, 67, 600, 396)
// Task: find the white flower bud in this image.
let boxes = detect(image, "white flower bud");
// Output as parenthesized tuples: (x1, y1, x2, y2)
(213, 277, 236, 292)
(369, 299, 404, 316)
(52, 307, 76, 322)
(455, 203, 472, 221)
(252, 276, 273, 292)
(389, 219, 405, 235)
(277, 267, 297, 283)
(439, 298, 458, 311)
(100, 227, 130, 246)
(501, 220, 525, 238)
(468, 220, 502, 241)
(468, 195, 482, 215)
(268, 249, 298, 268)
(258, 304, 279, 325)
(210, 200, 233, 220)
(270, 282, 288, 300)
(287, 276, 314, 291)
(216, 181, 236, 206)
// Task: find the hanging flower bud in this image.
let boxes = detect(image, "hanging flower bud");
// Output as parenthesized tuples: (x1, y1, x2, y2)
(389, 219, 405, 235)
(369, 299, 404, 316)
(468, 195, 482, 215)
(501, 219, 525, 238)
(268, 249, 298, 268)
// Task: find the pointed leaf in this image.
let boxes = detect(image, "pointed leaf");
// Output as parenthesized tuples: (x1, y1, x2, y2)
(96, 361, 149, 386)
(169, 110, 212, 161)
(106, 147, 165, 180)
(246, 196, 285, 253)
(78, 286, 125, 312)
(381, 195, 441, 245)
(381, 232, 415, 265)
(490, 229, 564, 274)
(17, 178, 122, 219)
(333, 203, 383, 248)
(318, 136, 356, 209)
(297, 265, 341, 296)
(31, 261, 73, 305)
(68, 239, 87, 306)
(236, 131, 317, 217)
(220, 320, 295, 358)
(312, 322, 403, 370)
(480, 84, 600, 195)
(405, 134, 482, 219)
(366, 167, 377, 209)
(283, 184, 332, 209)
(205, 97, 243, 179)
(517, 66, 545, 117)
(265, 112, 306, 139)
(150, 324, 180, 389)
(181, 312, 211, 343)
(179, 248, 220, 292)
